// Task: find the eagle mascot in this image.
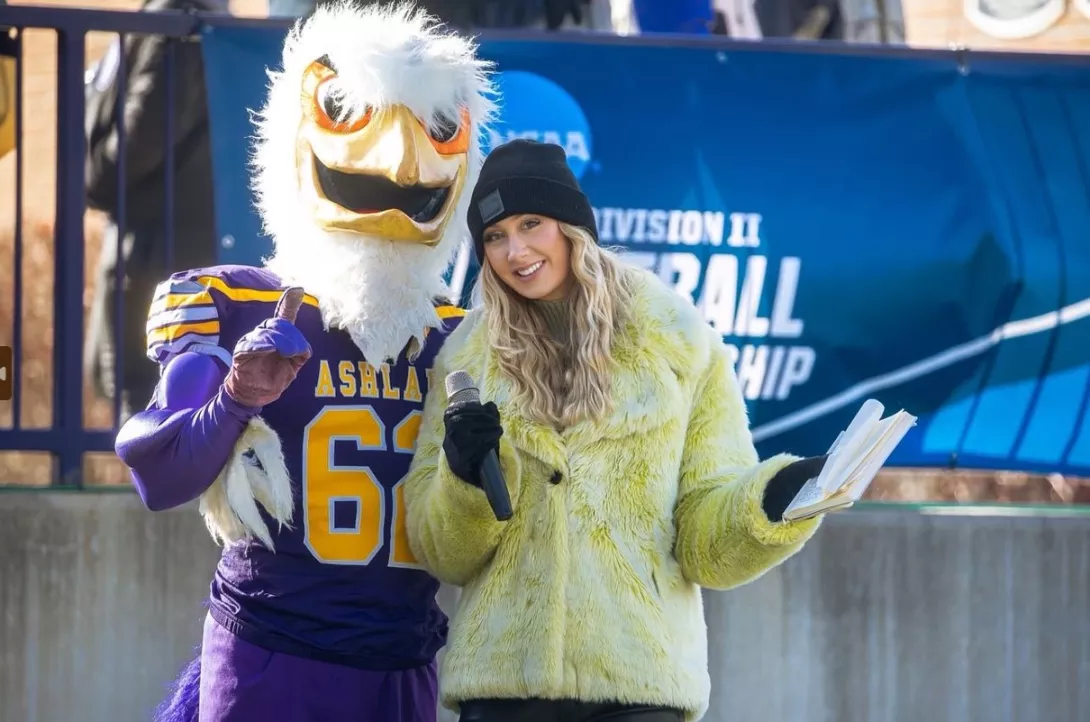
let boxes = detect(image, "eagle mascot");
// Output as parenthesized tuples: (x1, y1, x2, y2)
(114, 3, 496, 721)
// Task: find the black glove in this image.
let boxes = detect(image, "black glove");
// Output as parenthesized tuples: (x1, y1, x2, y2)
(442, 401, 503, 487)
(762, 455, 828, 522)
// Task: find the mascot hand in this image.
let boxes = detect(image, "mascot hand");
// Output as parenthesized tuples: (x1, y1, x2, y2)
(224, 287, 313, 409)
(442, 401, 503, 488)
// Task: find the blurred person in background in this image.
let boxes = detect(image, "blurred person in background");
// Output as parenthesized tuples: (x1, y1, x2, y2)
(402, 139, 833, 722)
(713, 0, 844, 40)
(266, 0, 483, 26)
(628, 0, 844, 42)
(83, 0, 224, 420)
(632, 0, 717, 33)
(269, 0, 614, 33)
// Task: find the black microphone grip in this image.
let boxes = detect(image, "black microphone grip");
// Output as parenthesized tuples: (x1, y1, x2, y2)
(478, 449, 513, 521)
(445, 370, 513, 522)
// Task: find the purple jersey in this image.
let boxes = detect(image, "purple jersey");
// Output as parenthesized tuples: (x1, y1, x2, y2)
(145, 265, 464, 670)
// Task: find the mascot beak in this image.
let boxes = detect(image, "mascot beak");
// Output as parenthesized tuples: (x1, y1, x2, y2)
(297, 58, 469, 245)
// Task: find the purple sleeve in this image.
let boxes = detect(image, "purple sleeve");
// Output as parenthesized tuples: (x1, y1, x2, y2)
(115, 352, 260, 511)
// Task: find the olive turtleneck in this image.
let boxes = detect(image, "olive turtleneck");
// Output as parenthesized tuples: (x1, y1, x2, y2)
(534, 297, 571, 345)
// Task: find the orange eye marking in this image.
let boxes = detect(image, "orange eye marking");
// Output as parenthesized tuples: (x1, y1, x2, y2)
(301, 60, 372, 134)
(427, 107, 471, 155)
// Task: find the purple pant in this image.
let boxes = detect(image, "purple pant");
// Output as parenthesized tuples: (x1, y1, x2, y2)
(198, 614, 438, 722)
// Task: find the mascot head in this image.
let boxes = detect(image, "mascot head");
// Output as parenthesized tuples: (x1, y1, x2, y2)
(252, 1, 496, 363)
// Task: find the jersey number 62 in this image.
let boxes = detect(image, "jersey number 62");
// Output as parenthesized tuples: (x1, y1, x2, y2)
(301, 406, 422, 568)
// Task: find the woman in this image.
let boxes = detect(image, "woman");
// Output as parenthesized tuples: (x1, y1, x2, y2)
(402, 139, 827, 722)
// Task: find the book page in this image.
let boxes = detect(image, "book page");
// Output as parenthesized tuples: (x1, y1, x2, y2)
(784, 403, 917, 519)
(843, 411, 917, 499)
(817, 399, 885, 494)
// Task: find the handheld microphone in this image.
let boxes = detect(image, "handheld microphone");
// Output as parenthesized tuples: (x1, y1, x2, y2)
(445, 370, 513, 522)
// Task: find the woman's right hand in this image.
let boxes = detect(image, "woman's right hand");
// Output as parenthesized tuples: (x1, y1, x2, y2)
(442, 401, 503, 487)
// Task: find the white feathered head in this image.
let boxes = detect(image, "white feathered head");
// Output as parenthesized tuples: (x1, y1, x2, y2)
(251, 1, 497, 362)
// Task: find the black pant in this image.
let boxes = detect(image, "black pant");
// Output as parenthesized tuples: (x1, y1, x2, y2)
(458, 698, 685, 722)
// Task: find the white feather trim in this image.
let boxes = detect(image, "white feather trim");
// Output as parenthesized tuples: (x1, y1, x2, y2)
(198, 417, 294, 551)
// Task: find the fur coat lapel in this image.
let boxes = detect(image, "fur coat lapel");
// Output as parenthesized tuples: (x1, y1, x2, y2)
(444, 269, 711, 472)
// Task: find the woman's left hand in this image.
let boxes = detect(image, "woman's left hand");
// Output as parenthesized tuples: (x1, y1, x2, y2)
(762, 455, 828, 522)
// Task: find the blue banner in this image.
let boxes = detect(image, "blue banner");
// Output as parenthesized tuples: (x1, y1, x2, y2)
(200, 25, 1090, 478)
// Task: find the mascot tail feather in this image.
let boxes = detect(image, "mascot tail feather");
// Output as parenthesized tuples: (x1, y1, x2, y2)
(153, 651, 202, 722)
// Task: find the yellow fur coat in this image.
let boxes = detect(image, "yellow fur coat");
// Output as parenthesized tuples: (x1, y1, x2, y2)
(402, 267, 821, 721)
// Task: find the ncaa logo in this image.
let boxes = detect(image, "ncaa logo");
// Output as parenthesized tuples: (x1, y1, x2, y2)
(486, 71, 592, 180)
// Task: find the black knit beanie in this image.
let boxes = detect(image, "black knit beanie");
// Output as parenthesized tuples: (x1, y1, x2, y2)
(467, 139, 598, 262)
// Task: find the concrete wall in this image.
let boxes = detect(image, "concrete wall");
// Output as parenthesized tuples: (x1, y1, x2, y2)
(2, 492, 1088, 722)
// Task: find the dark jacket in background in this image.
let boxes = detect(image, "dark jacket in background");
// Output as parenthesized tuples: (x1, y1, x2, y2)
(756, 0, 843, 39)
(84, 0, 220, 415)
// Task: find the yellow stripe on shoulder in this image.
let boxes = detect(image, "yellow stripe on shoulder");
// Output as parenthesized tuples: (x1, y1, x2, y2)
(148, 289, 215, 317)
(423, 306, 468, 339)
(147, 320, 220, 346)
(197, 275, 320, 308)
(435, 305, 467, 319)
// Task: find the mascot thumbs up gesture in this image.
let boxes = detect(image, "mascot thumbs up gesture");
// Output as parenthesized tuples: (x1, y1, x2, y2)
(114, 3, 496, 721)
(224, 287, 311, 408)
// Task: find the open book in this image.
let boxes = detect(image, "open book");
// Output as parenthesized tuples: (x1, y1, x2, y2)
(782, 399, 918, 522)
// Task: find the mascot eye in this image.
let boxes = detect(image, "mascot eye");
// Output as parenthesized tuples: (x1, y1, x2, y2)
(302, 60, 372, 134)
(425, 108, 471, 155)
(429, 114, 460, 144)
(318, 84, 350, 125)
(315, 81, 372, 132)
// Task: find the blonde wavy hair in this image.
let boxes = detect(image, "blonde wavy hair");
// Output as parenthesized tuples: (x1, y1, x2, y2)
(480, 223, 634, 428)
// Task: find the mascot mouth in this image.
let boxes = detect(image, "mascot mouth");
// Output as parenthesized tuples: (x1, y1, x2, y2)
(315, 158, 451, 223)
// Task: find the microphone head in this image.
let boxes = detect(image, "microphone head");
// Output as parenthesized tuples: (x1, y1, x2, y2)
(445, 370, 480, 405)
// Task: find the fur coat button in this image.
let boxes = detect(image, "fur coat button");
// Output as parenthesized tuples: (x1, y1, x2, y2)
(549, 470, 563, 484)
